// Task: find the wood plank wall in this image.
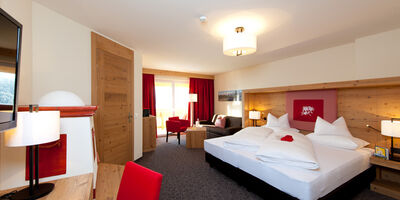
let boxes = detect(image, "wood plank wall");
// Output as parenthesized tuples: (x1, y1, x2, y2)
(244, 81, 400, 148)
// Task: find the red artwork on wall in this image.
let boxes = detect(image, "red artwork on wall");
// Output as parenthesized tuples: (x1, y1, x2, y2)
(286, 90, 337, 131)
(25, 134, 67, 180)
(293, 99, 324, 122)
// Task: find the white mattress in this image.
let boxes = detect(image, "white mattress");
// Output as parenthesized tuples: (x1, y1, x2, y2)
(204, 136, 373, 200)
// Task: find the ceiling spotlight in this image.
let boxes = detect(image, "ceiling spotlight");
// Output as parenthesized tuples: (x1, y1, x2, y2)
(223, 27, 257, 56)
(199, 16, 207, 23)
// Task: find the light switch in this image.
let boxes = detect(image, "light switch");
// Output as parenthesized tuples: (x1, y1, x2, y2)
(134, 113, 139, 119)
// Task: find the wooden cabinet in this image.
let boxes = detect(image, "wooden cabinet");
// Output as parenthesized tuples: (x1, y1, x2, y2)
(370, 156, 400, 200)
(143, 116, 156, 152)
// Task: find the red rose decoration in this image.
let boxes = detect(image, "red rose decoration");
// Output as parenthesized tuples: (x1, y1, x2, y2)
(281, 135, 294, 142)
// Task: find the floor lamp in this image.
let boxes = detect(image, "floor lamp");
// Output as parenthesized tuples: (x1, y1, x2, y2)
(189, 93, 197, 127)
(4, 105, 60, 200)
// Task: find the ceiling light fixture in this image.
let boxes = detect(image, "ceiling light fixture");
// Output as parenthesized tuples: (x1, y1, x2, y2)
(199, 16, 207, 23)
(223, 27, 257, 56)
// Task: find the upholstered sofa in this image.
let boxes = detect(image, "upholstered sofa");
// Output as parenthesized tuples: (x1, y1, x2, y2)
(200, 115, 242, 139)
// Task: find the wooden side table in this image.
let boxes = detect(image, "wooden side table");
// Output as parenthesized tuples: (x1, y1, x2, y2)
(186, 127, 207, 149)
(370, 156, 400, 200)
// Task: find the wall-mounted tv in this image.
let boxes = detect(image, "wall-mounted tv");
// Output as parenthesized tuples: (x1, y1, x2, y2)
(0, 8, 22, 131)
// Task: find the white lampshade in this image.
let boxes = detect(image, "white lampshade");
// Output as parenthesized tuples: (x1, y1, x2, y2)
(4, 111, 61, 147)
(381, 120, 400, 138)
(189, 94, 198, 103)
(223, 28, 257, 56)
(249, 111, 261, 120)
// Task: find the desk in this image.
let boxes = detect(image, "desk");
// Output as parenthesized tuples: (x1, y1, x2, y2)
(0, 173, 93, 200)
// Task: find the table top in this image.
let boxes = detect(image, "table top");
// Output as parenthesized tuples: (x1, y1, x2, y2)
(370, 156, 400, 171)
(186, 126, 207, 132)
(95, 163, 125, 200)
(0, 173, 93, 200)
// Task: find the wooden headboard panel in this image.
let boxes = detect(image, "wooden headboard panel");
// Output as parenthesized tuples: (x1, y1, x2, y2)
(243, 77, 400, 148)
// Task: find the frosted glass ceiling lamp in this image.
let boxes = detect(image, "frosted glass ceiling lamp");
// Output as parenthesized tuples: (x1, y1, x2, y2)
(223, 27, 257, 56)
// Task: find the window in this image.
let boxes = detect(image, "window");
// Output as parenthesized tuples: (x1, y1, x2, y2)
(155, 76, 189, 136)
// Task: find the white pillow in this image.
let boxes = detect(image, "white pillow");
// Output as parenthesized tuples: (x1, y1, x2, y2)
(269, 127, 300, 133)
(307, 133, 370, 150)
(264, 113, 290, 129)
(314, 116, 352, 137)
(352, 137, 370, 148)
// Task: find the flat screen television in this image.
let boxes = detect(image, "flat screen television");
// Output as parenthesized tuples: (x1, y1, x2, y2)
(0, 8, 22, 131)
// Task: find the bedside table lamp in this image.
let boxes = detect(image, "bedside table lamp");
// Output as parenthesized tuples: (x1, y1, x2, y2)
(381, 118, 400, 161)
(249, 111, 261, 127)
(4, 105, 60, 200)
(189, 93, 197, 127)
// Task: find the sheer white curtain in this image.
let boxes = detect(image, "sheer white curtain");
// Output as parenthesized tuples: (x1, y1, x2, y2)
(155, 76, 189, 136)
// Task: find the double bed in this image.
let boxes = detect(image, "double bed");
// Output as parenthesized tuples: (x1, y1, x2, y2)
(204, 135, 375, 200)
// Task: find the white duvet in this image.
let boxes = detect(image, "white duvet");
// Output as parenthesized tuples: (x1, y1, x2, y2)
(255, 131, 319, 169)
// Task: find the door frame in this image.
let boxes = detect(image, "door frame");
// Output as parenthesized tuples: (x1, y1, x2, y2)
(91, 32, 134, 162)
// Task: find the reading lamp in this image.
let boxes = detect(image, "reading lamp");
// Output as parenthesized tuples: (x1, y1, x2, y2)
(189, 93, 197, 127)
(381, 118, 400, 161)
(249, 110, 261, 127)
(4, 105, 60, 200)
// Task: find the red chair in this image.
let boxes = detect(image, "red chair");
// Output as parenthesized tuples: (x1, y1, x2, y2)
(117, 161, 163, 200)
(166, 117, 190, 144)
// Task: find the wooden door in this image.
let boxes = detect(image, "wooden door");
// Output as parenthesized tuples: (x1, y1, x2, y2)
(91, 32, 134, 164)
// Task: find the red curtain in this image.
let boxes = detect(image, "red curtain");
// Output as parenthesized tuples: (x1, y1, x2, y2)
(143, 74, 156, 116)
(188, 78, 214, 122)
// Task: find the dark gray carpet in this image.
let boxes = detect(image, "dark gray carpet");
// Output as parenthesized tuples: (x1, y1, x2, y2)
(136, 135, 394, 200)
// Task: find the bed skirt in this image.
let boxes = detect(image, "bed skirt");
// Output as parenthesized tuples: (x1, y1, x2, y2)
(205, 152, 375, 200)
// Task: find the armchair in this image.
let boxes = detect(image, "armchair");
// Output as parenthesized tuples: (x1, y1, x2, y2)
(166, 117, 190, 145)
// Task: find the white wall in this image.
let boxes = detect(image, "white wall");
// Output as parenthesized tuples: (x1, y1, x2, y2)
(133, 51, 143, 160)
(0, 0, 32, 104)
(32, 3, 91, 104)
(215, 28, 400, 116)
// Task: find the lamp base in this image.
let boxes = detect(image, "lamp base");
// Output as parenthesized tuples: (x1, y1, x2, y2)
(391, 147, 400, 162)
(12, 183, 54, 200)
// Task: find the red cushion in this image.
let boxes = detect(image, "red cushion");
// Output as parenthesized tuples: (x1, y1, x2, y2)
(281, 135, 294, 142)
(214, 116, 226, 128)
(117, 161, 163, 200)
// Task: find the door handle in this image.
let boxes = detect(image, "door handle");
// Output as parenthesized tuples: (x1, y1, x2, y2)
(128, 112, 133, 122)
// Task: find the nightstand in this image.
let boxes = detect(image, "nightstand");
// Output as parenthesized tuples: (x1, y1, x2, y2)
(370, 156, 400, 199)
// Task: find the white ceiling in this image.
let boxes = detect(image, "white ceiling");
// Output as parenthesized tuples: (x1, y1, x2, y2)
(33, 0, 400, 75)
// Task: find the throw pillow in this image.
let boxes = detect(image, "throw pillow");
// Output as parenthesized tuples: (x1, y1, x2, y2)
(215, 116, 226, 128)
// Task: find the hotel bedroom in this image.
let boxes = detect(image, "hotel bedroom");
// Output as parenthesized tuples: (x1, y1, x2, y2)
(0, 0, 400, 200)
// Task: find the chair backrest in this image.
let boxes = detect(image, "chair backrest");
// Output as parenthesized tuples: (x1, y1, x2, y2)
(168, 116, 180, 121)
(117, 161, 163, 200)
